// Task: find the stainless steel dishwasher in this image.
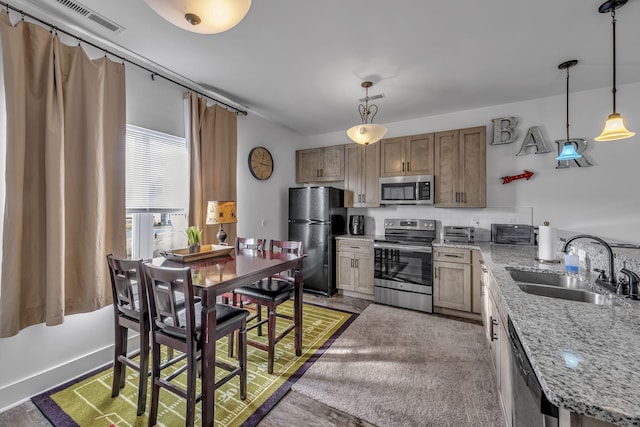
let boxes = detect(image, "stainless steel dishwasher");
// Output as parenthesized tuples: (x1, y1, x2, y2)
(508, 317, 559, 427)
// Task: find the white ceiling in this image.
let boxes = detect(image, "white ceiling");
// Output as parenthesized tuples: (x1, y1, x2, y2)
(9, 0, 640, 136)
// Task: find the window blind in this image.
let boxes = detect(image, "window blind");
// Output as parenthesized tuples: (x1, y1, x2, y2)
(126, 124, 188, 213)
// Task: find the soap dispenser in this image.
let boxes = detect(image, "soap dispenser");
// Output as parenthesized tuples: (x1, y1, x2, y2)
(564, 247, 579, 273)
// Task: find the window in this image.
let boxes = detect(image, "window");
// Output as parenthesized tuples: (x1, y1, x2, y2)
(126, 125, 189, 259)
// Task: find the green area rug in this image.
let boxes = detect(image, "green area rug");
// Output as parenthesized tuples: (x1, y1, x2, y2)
(32, 302, 357, 427)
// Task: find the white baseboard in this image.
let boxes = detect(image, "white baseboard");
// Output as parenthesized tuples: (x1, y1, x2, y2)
(0, 336, 139, 413)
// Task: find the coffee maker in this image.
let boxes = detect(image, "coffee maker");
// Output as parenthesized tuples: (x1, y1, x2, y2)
(349, 215, 365, 235)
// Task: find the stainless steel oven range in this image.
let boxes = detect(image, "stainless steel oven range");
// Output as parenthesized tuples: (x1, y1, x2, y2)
(373, 219, 435, 313)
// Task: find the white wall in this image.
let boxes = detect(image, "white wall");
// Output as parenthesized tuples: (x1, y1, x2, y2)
(305, 82, 640, 243)
(236, 114, 301, 241)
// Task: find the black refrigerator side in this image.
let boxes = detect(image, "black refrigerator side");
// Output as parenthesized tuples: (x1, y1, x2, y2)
(288, 187, 346, 296)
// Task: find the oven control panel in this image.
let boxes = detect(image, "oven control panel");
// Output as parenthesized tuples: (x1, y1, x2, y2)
(383, 218, 435, 231)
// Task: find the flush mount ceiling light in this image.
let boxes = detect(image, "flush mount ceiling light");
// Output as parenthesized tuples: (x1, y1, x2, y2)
(595, 0, 635, 141)
(556, 60, 583, 161)
(347, 81, 387, 145)
(143, 0, 251, 34)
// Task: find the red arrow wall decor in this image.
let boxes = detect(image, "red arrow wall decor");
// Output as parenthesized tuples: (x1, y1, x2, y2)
(501, 170, 534, 184)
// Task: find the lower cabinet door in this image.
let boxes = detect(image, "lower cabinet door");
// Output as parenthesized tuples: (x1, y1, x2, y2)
(353, 254, 374, 295)
(433, 261, 471, 311)
(337, 252, 355, 291)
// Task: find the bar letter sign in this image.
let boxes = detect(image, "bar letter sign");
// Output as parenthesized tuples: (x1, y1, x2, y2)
(491, 116, 519, 145)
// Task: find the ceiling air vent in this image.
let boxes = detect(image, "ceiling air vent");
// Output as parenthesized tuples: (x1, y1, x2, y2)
(25, 0, 126, 33)
(359, 94, 384, 102)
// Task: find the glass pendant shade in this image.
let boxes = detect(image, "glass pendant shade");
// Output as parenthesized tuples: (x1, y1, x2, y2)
(556, 142, 582, 160)
(144, 0, 251, 34)
(347, 123, 387, 145)
(594, 113, 636, 141)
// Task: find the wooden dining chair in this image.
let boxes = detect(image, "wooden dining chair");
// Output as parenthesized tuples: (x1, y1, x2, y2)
(221, 237, 267, 306)
(233, 240, 302, 374)
(106, 255, 152, 416)
(143, 263, 249, 427)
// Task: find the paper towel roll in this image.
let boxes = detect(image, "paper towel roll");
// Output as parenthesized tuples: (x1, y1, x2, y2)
(538, 225, 557, 261)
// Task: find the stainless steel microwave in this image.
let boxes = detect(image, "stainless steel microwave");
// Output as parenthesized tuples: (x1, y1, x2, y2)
(379, 175, 434, 205)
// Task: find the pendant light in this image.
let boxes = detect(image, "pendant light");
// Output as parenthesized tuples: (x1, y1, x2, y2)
(594, 0, 635, 141)
(143, 0, 251, 34)
(556, 60, 582, 161)
(347, 81, 387, 145)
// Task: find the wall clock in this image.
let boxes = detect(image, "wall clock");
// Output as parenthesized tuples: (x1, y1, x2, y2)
(248, 146, 273, 180)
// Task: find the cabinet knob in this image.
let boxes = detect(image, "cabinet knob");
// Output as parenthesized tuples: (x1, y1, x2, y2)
(402, 162, 405, 172)
(407, 161, 410, 171)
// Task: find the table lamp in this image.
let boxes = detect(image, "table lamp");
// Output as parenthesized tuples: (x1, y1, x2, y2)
(205, 201, 237, 245)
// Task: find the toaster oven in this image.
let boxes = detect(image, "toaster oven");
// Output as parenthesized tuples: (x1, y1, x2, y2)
(443, 226, 475, 243)
(491, 224, 536, 245)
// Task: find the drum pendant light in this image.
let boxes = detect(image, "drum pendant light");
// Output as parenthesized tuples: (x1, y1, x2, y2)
(143, 0, 251, 34)
(556, 60, 582, 161)
(347, 81, 387, 145)
(595, 0, 635, 141)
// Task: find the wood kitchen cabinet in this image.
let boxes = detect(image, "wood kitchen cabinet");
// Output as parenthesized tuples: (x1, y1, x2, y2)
(433, 247, 472, 312)
(380, 133, 434, 177)
(482, 265, 513, 427)
(432, 247, 482, 322)
(434, 126, 486, 207)
(296, 145, 344, 183)
(344, 142, 380, 207)
(337, 239, 374, 300)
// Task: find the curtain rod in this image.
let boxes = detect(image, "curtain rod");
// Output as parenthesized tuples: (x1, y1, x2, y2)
(0, 0, 248, 116)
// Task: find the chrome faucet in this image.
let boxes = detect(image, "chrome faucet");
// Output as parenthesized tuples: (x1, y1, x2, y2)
(561, 235, 616, 292)
(620, 268, 640, 300)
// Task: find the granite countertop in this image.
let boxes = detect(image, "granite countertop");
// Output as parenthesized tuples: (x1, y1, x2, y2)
(336, 234, 377, 241)
(434, 241, 640, 426)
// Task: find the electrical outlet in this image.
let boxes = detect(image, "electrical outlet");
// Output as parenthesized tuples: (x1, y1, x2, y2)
(471, 216, 480, 226)
(508, 216, 516, 224)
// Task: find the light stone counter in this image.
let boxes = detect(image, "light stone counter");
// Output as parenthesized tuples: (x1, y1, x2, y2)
(335, 234, 376, 242)
(434, 241, 640, 426)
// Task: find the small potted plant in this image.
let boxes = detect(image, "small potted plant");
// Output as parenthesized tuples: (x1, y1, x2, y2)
(185, 226, 202, 253)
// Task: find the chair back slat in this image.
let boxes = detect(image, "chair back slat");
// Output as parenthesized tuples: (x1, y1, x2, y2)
(107, 255, 146, 320)
(270, 240, 303, 279)
(270, 240, 303, 255)
(235, 237, 266, 251)
(143, 264, 197, 339)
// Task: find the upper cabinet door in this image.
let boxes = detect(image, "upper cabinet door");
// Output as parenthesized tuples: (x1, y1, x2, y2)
(296, 148, 323, 183)
(379, 137, 406, 177)
(405, 133, 434, 176)
(434, 130, 459, 207)
(321, 145, 345, 181)
(458, 126, 486, 207)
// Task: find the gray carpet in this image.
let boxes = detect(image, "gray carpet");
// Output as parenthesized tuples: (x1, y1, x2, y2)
(291, 304, 505, 427)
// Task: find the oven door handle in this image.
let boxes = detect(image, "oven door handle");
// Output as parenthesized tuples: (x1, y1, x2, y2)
(373, 243, 432, 253)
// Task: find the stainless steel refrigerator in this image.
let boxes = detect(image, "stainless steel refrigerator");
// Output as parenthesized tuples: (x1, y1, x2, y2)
(288, 187, 346, 296)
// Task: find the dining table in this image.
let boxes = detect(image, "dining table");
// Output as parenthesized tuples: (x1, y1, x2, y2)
(150, 247, 304, 427)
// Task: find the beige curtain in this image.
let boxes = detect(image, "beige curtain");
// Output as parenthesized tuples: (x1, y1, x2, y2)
(187, 93, 237, 245)
(0, 13, 126, 337)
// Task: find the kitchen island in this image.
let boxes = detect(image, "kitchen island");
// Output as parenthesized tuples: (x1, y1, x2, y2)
(437, 241, 640, 426)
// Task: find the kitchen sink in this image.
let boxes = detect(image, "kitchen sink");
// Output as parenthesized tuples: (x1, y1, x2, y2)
(507, 269, 586, 289)
(506, 268, 622, 306)
(516, 283, 621, 306)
